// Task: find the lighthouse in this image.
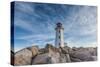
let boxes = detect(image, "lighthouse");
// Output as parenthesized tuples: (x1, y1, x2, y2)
(55, 22, 64, 48)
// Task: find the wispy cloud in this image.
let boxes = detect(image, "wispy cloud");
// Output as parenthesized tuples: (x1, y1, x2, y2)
(63, 6, 97, 47)
(12, 2, 97, 51)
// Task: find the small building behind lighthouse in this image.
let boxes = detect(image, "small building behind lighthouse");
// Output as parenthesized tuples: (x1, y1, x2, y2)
(55, 22, 64, 48)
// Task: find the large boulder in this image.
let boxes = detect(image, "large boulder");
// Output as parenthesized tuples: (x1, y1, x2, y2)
(14, 48, 32, 65)
(70, 50, 91, 61)
(32, 49, 61, 64)
(32, 44, 72, 64)
(27, 46, 39, 56)
(38, 44, 56, 54)
(86, 56, 97, 61)
(87, 47, 97, 56)
(14, 46, 39, 65)
(32, 53, 51, 64)
(70, 57, 82, 62)
(70, 48, 97, 61)
(63, 46, 72, 52)
(58, 47, 71, 62)
(49, 49, 61, 63)
(72, 47, 78, 51)
(59, 53, 67, 63)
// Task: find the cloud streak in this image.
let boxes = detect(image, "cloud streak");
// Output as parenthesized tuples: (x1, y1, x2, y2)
(12, 2, 97, 51)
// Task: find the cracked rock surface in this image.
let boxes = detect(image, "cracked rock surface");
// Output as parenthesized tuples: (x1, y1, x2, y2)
(12, 44, 97, 66)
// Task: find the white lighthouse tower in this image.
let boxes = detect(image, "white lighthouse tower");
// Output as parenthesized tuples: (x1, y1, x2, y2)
(55, 22, 64, 48)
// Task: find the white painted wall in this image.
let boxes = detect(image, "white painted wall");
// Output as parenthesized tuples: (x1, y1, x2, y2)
(55, 26, 64, 48)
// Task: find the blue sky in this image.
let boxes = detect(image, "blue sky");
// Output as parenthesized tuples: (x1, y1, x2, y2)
(12, 2, 97, 52)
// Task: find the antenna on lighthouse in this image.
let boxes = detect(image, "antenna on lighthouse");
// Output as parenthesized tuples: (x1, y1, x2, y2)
(55, 22, 64, 48)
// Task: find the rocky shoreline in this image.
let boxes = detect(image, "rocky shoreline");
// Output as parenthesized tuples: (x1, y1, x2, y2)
(11, 44, 97, 66)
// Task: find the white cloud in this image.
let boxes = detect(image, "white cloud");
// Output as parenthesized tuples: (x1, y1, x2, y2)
(63, 6, 97, 47)
(13, 2, 97, 51)
(14, 19, 34, 32)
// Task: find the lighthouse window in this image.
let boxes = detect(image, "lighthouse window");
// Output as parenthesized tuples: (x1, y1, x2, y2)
(59, 36, 60, 39)
(59, 30, 60, 33)
(59, 43, 60, 46)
